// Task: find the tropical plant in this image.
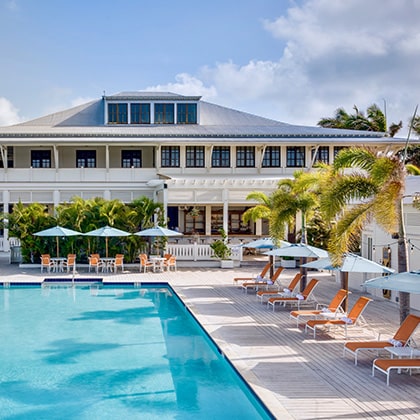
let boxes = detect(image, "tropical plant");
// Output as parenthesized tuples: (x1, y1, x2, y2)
(6, 201, 55, 262)
(210, 228, 231, 260)
(6, 196, 164, 263)
(318, 104, 402, 137)
(320, 147, 414, 322)
(270, 170, 324, 245)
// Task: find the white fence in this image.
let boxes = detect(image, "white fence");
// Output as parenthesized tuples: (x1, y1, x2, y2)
(166, 243, 242, 261)
(1, 237, 243, 262)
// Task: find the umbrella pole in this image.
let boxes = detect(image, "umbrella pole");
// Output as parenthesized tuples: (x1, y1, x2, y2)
(106, 237, 109, 258)
(269, 255, 274, 278)
(56, 236, 59, 258)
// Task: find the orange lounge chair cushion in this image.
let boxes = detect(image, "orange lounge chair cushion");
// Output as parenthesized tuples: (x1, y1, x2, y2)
(306, 318, 348, 328)
(374, 358, 420, 371)
(344, 341, 392, 352)
(290, 309, 322, 318)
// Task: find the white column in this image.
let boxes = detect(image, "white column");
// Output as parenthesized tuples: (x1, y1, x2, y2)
(255, 219, 262, 236)
(53, 190, 60, 214)
(2, 190, 10, 252)
(222, 189, 229, 234)
(205, 205, 212, 236)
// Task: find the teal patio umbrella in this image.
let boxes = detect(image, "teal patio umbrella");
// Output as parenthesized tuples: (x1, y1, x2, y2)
(364, 271, 420, 294)
(84, 225, 131, 257)
(34, 226, 82, 257)
(135, 226, 183, 256)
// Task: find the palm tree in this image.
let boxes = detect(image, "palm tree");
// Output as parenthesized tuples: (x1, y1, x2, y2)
(242, 191, 275, 235)
(320, 147, 411, 322)
(318, 104, 401, 137)
(272, 170, 325, 289)
(6, 201, 55, 262)
(270, 170, 323, 245)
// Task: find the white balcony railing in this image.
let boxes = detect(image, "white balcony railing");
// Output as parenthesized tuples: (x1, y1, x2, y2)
(0, 168, 158, 183)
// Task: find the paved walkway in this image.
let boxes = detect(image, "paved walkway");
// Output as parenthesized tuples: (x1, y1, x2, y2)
(1, 255, 420, 419)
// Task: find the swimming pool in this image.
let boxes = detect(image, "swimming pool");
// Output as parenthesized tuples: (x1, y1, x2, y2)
(0, 284, 273, 419)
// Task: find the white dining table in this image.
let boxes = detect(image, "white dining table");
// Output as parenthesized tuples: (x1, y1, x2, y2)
(51, 257, 66, 272)
(100, 257, 116, 272)
(149, 256, 166, 272)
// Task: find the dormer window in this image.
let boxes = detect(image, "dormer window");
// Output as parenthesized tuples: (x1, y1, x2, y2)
(131, 103, 150, 124)
(104, 93, 201, 125)
(177, 103, 197, 124)
(155, 103, 174, 124)
(108, 104, 128, 124)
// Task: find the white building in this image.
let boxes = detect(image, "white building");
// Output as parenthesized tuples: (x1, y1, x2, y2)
(0, 91, 415, 252)
(361, 176, 420, 310)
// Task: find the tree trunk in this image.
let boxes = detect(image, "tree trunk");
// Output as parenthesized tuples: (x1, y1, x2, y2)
(300, 212, 307, 292)
(340, 272, 349, 312)
(397, 197, 410, 324)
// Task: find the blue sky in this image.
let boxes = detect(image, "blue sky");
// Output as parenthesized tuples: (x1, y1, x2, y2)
(1, 0, 420, 137)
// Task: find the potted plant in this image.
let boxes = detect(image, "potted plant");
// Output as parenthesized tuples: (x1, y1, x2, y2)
(188, 206, 201, 218)
(210, 228, 233, 268)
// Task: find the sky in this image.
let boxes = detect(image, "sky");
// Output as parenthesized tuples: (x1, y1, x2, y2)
(1, 0, 420, 137)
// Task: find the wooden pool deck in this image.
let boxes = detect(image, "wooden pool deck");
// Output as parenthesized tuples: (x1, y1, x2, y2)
(2, 259, 420, 419)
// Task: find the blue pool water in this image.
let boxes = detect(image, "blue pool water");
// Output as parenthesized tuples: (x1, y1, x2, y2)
(0, 284, 272, 419)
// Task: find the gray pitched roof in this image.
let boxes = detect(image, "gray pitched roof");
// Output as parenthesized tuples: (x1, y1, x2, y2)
(0, 91, 404, 143)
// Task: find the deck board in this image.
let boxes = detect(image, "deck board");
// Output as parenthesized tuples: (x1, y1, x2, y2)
(172, 267, 420, 419)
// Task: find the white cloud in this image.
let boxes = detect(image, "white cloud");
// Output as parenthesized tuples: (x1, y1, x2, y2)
(0, 97, 22, 126)
(145, 74, 217, 99)
(150, 0, 420, 136)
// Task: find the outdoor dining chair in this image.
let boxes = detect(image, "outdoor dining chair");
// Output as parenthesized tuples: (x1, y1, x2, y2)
(63, 254, 76, 273)
(163, 255, 177, 271)
(40, 254, 54, 273)
(88, 255, 104, 273)
(111, 255, 124, 273)
(139, 254, 153, 273)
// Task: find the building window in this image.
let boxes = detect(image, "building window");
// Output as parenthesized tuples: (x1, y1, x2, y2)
(236, 146, 255, 167)
(334, 146, 347, 157)
(108, 103, 128, 124)
(155, 103, 174, 124)
(31, 150, 51, 168)
(262, 146, 281, 167)
(286, 146, 305, 167)
(177, 103, 197, 124)
(212, 146, 230, 167)
(186, 146, 204, 167)
(312, 146, 329, 164)
(161, 146, 180, 167)
(122, 150, 142, 168)
(131, 103, 150, 124)
(76, 150, 96, 168)
(0, 146, 14, 168)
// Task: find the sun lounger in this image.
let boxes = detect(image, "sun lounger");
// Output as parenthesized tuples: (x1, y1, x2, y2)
(233, 262, 271, 285)
(241, 266, 284, 294)
(305, 296, 372, 338)
(343, 314, 420, 365)
(372, 358, 420, 386)
(267, 278, 319, 311)
(290, 288, 348, 327)
(256, 273, 302, 303)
